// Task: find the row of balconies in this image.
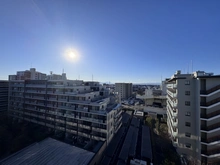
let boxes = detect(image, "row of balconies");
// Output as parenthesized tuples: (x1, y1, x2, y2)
(167, 101, 178, 117)
(167, 116, 178, 137)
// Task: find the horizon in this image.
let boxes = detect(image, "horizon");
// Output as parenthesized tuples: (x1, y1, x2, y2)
(1, 1, 220, 83)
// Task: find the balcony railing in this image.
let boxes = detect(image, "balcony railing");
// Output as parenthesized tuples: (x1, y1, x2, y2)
(201, 122, 220, 131)
(167, 88, 176, 93)
(200, 84, 220, 95)
(66, 121, 77, 126)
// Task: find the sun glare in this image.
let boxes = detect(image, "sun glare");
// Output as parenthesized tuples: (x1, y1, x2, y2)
(64, 49, 80, 62)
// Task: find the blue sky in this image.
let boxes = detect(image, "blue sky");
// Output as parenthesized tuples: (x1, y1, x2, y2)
(1, 0, 220, 83)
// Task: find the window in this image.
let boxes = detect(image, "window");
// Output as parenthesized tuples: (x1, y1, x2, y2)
(185, 80, 190, 85)
(185, 122, 191, 127)
(185, 91, 190, 95)
(185, 132, 191, 137)
(185, 112, 191, 116)
(185, 143, 191, 148)
(185, 101, 190, 106)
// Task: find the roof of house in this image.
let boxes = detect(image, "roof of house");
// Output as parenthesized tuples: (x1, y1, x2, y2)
(0, 138, 95, 165)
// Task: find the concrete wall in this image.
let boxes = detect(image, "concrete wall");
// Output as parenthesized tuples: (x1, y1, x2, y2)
(89, 141, 107, 165)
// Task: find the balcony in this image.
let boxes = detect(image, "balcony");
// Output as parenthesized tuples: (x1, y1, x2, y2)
(167, 88, 176, 93)
(55, 126, 65, 131)
(78, 124, 91, 130)
(46, 117, 54, 121)
(167, 83, 177, 89)
(66, 129, 77, 134)
(55, 118, 65, 124)
(26, 84, 46, 88)
(201, 135, 220, 143)
(66, 121, 77, 126)
(201, 109, 220, 119)
(92, 127, 107, 133)
(78, 132, 90, 138)
(200, 84, 220, 95)
(202, 148, 220, 156)
(201, 122, 220, 132)
(201, 97, 220, 107)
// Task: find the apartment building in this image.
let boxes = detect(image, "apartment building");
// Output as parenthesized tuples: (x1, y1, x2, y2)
(167, 70, 220, 164)
(0, 80, 8, 112)
(8, 69, 122, 145)
(9, 68, 47, 80)
(115, 83, 132, 101)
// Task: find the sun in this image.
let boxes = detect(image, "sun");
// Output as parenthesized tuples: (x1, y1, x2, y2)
(68, 51, 76, 59)
(64, 49, 80, 62)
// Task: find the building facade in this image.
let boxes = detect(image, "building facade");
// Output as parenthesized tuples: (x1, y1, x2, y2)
(0, 80, 9, 112)
(167, 70, 220, 164)
(115, 83, 132, 101)
(8, 70, 122, 145)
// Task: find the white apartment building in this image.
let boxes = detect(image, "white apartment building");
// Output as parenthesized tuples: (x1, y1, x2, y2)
(167, 70, 220, 165)
(9, 68, 46, 80)
(115, 83, 132, 101)
(8, 69, 122, 145)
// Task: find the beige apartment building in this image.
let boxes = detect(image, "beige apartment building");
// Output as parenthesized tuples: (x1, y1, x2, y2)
(8, 69, 122, 145)
(167, 70, 220, 165)
(115, 83, 132, 101)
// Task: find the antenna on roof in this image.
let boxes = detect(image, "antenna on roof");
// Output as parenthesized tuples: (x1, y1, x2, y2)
(191, 60, 193, 72)
(187, 63, 189, 74)
(92, 74, 93, 82)
(62, 68, 64, 74)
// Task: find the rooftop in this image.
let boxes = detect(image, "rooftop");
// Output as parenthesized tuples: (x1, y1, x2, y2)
(0, 138, 95, 165)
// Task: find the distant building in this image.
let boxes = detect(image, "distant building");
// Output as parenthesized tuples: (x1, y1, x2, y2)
(115, 83, 132, 101)
(8, 68, 122, 145)
(136, 86, 167, 108)
(9, 68, 46, 80)
(167, 70, 220, 164)
(47, 72, 67, 80)
(0, 80, 8, 112)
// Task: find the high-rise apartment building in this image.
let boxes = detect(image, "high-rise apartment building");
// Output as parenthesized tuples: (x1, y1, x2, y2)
(8, 69, 122, 145)
(167, 70, 220, 164)
(115, 83, 132, 101)
(0, 80, 9, 112)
